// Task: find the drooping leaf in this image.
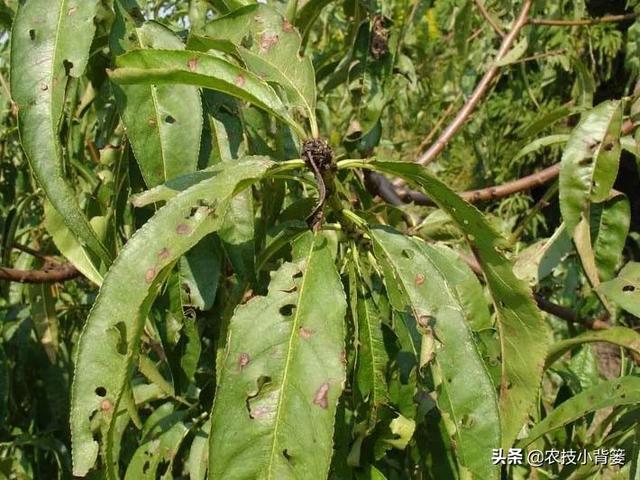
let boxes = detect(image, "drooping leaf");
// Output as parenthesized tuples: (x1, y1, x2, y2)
(208, 232, 346, 479)
(352, 160, 550, 450)
(598, 262, 640, 317)
(70, 158, 272, 476)
(590, 193, 630, 282)
(188, 4, 318, 135)
(546, 327, 640, 366)
(10, 0, 111, 263)
(43, 202, 104, 286)
(109, 50, 304, 137)
(559, 100, 623, 234)
(111, 0, 203, 188)
(518, 376, 640, 447)
(370, 227, 500, 479)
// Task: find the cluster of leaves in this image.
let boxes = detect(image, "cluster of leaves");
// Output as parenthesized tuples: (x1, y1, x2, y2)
(1, 0, 640, 479)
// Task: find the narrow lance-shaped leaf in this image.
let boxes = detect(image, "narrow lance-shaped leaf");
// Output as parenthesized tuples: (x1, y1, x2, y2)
(546, 327, 640, 366)
(560, 100, 623, 234)
(517, 376, 640, 448)
(208, 232, 346, 479)
(352, 160, 550, 450)
(10, 0, 111, 263)
(109, 50, 304, 138)
(188, 4, 318, 135)
(371, 227, 500, 480)
(70, 158, 273, 476)
(591, 192, 630, 282)
(110, 0, 204, 188)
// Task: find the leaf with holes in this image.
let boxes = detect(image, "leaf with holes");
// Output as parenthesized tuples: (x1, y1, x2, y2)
(208, 231, 346, 479)
(370, 227, 500, 479)
(598, 262, 640, 317)
(10, 0, 110, 263)
(109, 49, 304, 138)
(352, 160, 549, 450)
(517, 376, 640, 448)
(110, 0, 203, 188)
(70, 158, 272, 476)
(559, 100, 623, 234)
(189, 4, 318, 135)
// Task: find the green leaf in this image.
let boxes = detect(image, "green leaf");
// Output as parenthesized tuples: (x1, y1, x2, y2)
(512, 134, 570, 163)
(591, 193, 630, 282)
(355, 283, 390, 428)
(28, 284, 59, 364)
(559, 100, 623, 234)
(44, 202, 104, 286)
(351, 160, 550, 450)
(124, 409, 189, 479)
(187, 420, 211, 480)
(208, 232, 346, 479)
(514, 223, 573, 286)
(111, 1, 203, 188)
(189, 4, 318, 135)
(294, 0, 335, 44)
(109, 49, 304, 137)
(517, 376, 640, 448)
(495, 38, 528, 66)
(546, 327, 640, 366)
(70, 158, 272, 476)
(179, 234, 222, 311)
(370, 227, 500, 479)
(598, 262, 640, 317)
(10, 0, 111, 263)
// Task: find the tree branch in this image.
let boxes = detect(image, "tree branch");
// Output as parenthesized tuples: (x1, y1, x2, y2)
(458, 252, 609, 329)
(0, 262, 81, 284)
(473, 0, 505, 37)
(417, 0, 532, 166)
(528, 13, 639, 27)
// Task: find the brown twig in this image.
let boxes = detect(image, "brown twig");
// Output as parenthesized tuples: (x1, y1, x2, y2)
(528, 13, 639, 27)
(417, 0, 532, 166)
(473, 0, 505, 37)
(0, 262, 81, 284)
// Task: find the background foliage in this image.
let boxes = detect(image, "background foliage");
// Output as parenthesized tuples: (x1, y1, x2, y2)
(1, 0, 640, 478)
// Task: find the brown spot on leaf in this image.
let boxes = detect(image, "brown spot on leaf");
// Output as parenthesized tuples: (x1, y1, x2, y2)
(299, 327, 314, 338)
(234, 75, 246, 87)
(238, 353, 250, 370)
(242, 289, 255, 304)
(176, 223, 191, 235)
(259, 33, 279, 53)
(187, 57, 198, 71)
(40, 83, 48, 91)
(148, 118, 157, 128)
(101, 399, 112, 412)
(340, 350, 347, 365)
(417, 314, 432, 328)
(158, 248, 171, 260)
(282, 19, 294, 33)
(68, 6, 78, 15)
(313, 383, 330, 409)
(415, 274, 425, 286)
(145, 267, 156, 283)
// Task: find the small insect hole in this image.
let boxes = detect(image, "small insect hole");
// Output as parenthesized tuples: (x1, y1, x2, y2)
(623, 285, 635, 292)
(95, 386, 107, 397)
(165, 115, 176, 124)
(279, 304, 296, 316)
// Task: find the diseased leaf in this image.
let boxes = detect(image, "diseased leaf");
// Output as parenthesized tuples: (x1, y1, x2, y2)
(546, 327, 640, 366)
(124, 408, 189, 479)
(354, 160, 550, 450)
(518, 376, 640, 447)
(208, 232, 346, 479)
(590, 193, 630, 282)
(109, 50, 304, 137)
(371, 227, 500, 479)
(70, 158, 272, 476)
(111, 0, 203, 188)
(10, 0, 110, 263)
(598, 262, 640, 317)
(189, 4, 318, 134)
(559, 101, 623, 234)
